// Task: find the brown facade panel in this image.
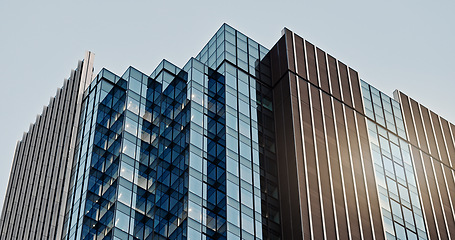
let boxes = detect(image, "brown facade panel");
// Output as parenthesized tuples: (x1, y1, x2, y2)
(409, 98, 429, 152)
(284, 29, 295, 73)
(322, 94, 350, 240)
(305, 41, 319, 87)
(273, 73, 307, 240)
(272, 77, 293, 240)
(399, 93, 418, 146)
(345, 108, 374, 240)
(430, 111, 450, 166)
(421, 153, 449, 239)
(270, 43, 281, 86)
(411, 147, 438, 240)
(273, 76, 294, 240)
(441, 118, 455, 168)
(300, 81, 324, 240)
(356, 113, 385, 240)
(449, 123, 455, 167)
(327, 55, 342, 101)
(316, 48, 330, 94)
(420, 106, 439, 159)
(278, 36, 288, 83)
(311, 87, 336, 240)
(338, 62, 352, 108)
(294, 34, 307, 79)
(333, 100, 362, 239)
(432, 162, 455, 238)
(443, 166, 455, 235)
(267, 29, 455, 240)
(289, 74, 311, 239)
(348, 68, 364, 115)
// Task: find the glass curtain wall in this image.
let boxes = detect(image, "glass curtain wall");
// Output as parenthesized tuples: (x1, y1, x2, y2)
(65, 23, 272, 240)
(361, 81, 428, 240)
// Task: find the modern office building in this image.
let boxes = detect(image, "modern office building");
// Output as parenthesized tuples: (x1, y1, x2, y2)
(1, 24, 454, 240)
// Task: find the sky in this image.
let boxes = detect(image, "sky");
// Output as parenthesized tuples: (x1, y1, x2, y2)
(0, 0, 454, 213)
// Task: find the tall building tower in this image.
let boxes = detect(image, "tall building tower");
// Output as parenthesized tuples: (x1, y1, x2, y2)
(2, 24, 455, 240)
(0, 52, 95, 240)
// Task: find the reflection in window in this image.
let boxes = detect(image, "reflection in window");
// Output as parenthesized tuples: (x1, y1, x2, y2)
(241, 213, 254, 234)
(118, 185, 132, 206)
(115, 210, 130, 233)
(125, 117, 138, 136)
(188, 201, 201, 222)
(122, 140, 136, 159)
(128, 78, 142, 94)
(127, 97, 139, 115)
(120, 162, 134, 182)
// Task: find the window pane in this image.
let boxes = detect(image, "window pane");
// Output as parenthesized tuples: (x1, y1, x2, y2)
(115, 210, 130, 232)
(125, 117, 138, 136)
(127, 97, 140, 115)
(122, 140, 136, 159)
(120, 162, 134, 182)
(118, 185, 132, 206)
(129, 78, 142, 94)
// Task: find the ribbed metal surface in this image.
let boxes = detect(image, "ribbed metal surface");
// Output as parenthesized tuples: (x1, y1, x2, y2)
(0, 52, 94, 240)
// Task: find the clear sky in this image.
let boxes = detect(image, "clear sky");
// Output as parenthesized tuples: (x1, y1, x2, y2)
(0, 0, 454, 212)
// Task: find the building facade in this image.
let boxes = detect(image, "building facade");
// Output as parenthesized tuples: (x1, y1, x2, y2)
(1, 24, 454, 240)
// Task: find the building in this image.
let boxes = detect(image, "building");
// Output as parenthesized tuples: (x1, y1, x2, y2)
(1, 24, 454, 240)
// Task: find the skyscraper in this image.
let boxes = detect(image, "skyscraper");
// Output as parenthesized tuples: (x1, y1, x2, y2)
(1, 24, 454, 240)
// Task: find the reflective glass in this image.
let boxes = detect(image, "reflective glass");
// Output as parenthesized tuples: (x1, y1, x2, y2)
(115, 210, 130, 232)
(125, 117, 138, 136)
(118, 185, 132, 206)
(120, 162, 134, 182)
(127, 97, 139, 115)
(128, 78, 142, 94)
(241, 213, 254, 234)
(122, 140, 136, 159)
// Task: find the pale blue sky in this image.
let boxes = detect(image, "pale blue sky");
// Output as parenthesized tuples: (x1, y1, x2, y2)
(0, 0, 454, 212)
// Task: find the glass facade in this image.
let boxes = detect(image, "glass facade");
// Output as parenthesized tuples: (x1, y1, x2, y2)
(3, 23, 455, 240)
(64, 65, 193, 240)
(61, 24, 275, 240)
(362, 81, 428, 240)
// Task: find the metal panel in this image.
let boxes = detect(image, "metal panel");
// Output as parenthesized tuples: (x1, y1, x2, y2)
(305, 41, 318, 87)
(409, 98, 429, 152)
(422, 153, 449, 239)
(398, 92, 418, 146)
(356, 113, 385, 240)
(323, 94, 350, 240)
(345, 107, 374, 239)
(302, 83, 323, 240)
(420, 106, 439, 159)
(333, 100, 362, 239)
(0, 53, 92, 240)
(294, 34, 307, 80)
(316, 48, 330, 94)
(348, 68, 364, 115)
(327, 55, 342, 101)
(311, 87, 336, 240)
(432, 161, 455, 238)
(431, 112, 450, 165)
(273, 73, 306, 240)
(337, 62, 352, 108)
(411, 147, 439, 240)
